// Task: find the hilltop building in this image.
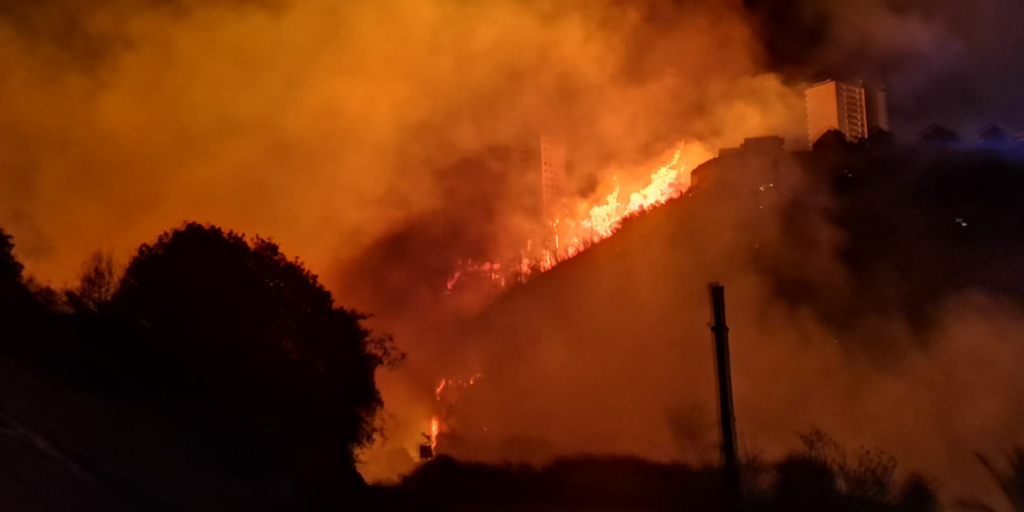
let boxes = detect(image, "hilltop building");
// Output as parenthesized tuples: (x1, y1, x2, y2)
(806, 79, 889, 145)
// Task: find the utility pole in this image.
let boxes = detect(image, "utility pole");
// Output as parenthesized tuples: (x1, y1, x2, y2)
(709, 283, 741, 512)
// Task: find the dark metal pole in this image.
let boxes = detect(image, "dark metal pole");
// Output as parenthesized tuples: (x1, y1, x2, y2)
(709, 283, 741, 512)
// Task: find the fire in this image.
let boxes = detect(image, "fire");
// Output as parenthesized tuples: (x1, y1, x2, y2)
(586, 187, 622, 239)
(427, 374, 483, 453)
(587, 146, 684, 239)
(430, 416, 439, 449)
(446, 260, 505, 292)
(427, 144, 697, 457)
(441, 143, 691, 296)
(541, 143, 688, 269)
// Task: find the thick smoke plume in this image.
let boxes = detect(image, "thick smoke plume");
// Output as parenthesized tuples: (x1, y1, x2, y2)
(2, 0, 1022, 505)
(0, 0, 800, 285)
(743, 0, 1024, 133)
(402, 149, 1024, 508)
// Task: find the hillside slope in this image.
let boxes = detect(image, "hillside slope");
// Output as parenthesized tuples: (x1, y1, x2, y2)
(438, 145, 1024, 503)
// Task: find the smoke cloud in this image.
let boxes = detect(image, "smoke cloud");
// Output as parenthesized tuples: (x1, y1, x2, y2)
(396, 149, 1024, 508)
(2, 0, 1022, 504)
(744, 0, 1024, 134)
(0, 0, 802, 287)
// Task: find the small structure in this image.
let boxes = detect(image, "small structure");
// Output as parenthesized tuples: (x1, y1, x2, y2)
(419, 434, 434, 460)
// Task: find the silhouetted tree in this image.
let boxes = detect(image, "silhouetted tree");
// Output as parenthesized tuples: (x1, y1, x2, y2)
(771, 455, 844, 512)
(112, 223, 400, 507)
(0, 227, 35, 320)
(64, 251, 120, 314)
(0, 227, 22, 283)
(798, 429, 898, 504)
(400, 433, 940, 512)
(897, 474, 941, 512)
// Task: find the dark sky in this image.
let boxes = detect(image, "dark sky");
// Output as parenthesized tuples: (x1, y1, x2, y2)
(742, 0, 1024, 136)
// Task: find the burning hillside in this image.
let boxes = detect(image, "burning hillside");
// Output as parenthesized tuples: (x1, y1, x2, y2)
(404, 144, 1024, 505)
(2, 0, 1024, 509)
(443, 142, 701, 295)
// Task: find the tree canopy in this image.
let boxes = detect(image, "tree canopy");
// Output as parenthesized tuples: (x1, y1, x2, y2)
(0, 222, 398, 508)
(111, 223, 396, 493)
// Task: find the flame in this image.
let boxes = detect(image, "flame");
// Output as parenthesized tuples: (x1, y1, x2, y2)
(430, 416, 439, 449)
(422, 148, 685, 465)
(446, 260, 505, 293)
(428, 374, 483, 452)
(586, 187, 622, 239)
(591, 146, 683, 238)
(427, 144, 697, 456)
(536, 143, 687, 270)
(440, 143, 690, 300)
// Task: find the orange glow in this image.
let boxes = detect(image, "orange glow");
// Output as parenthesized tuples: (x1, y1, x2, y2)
(533, 143, 689, 273)
(431, 146, 690, 453)
(442, 143, 692, 296)
(429, 374, 483, 452)
(446, 260, 506, 292)
(430, 416, 440, 449)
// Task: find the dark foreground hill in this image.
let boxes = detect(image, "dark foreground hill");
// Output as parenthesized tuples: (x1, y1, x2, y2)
(0, 223, 418, 511)
(401, 445, 940, 512)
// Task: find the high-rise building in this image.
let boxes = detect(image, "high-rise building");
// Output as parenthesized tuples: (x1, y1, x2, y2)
(539, 133, 567, 222)
(806, 79, 889, 146)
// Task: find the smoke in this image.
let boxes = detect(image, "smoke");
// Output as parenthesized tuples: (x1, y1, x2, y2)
(0, 1, 801, 482)
(391, 147, 1024, 508)
(744, 0, 1024, 134)
(0, 0, 802, 288)
(2, 0, 1022, 503)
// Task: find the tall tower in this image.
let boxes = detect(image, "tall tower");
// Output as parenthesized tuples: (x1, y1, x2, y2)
(806, 79, 889, 146)
(539, 133, 567, 222)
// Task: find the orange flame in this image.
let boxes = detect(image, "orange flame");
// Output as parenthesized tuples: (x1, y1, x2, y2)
(441, 144, 690, 294)
(430, 416, 439, 449)
(429, 374, 483, 452)
(588, 146, 684, 240)
(534, 143, 687, 271)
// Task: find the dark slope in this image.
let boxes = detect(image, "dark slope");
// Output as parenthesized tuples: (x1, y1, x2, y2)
(436, 144, 1024, 501)
(441, 145, 807, 461)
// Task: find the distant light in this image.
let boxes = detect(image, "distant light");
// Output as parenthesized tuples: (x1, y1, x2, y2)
(955, 218, 968, 227)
